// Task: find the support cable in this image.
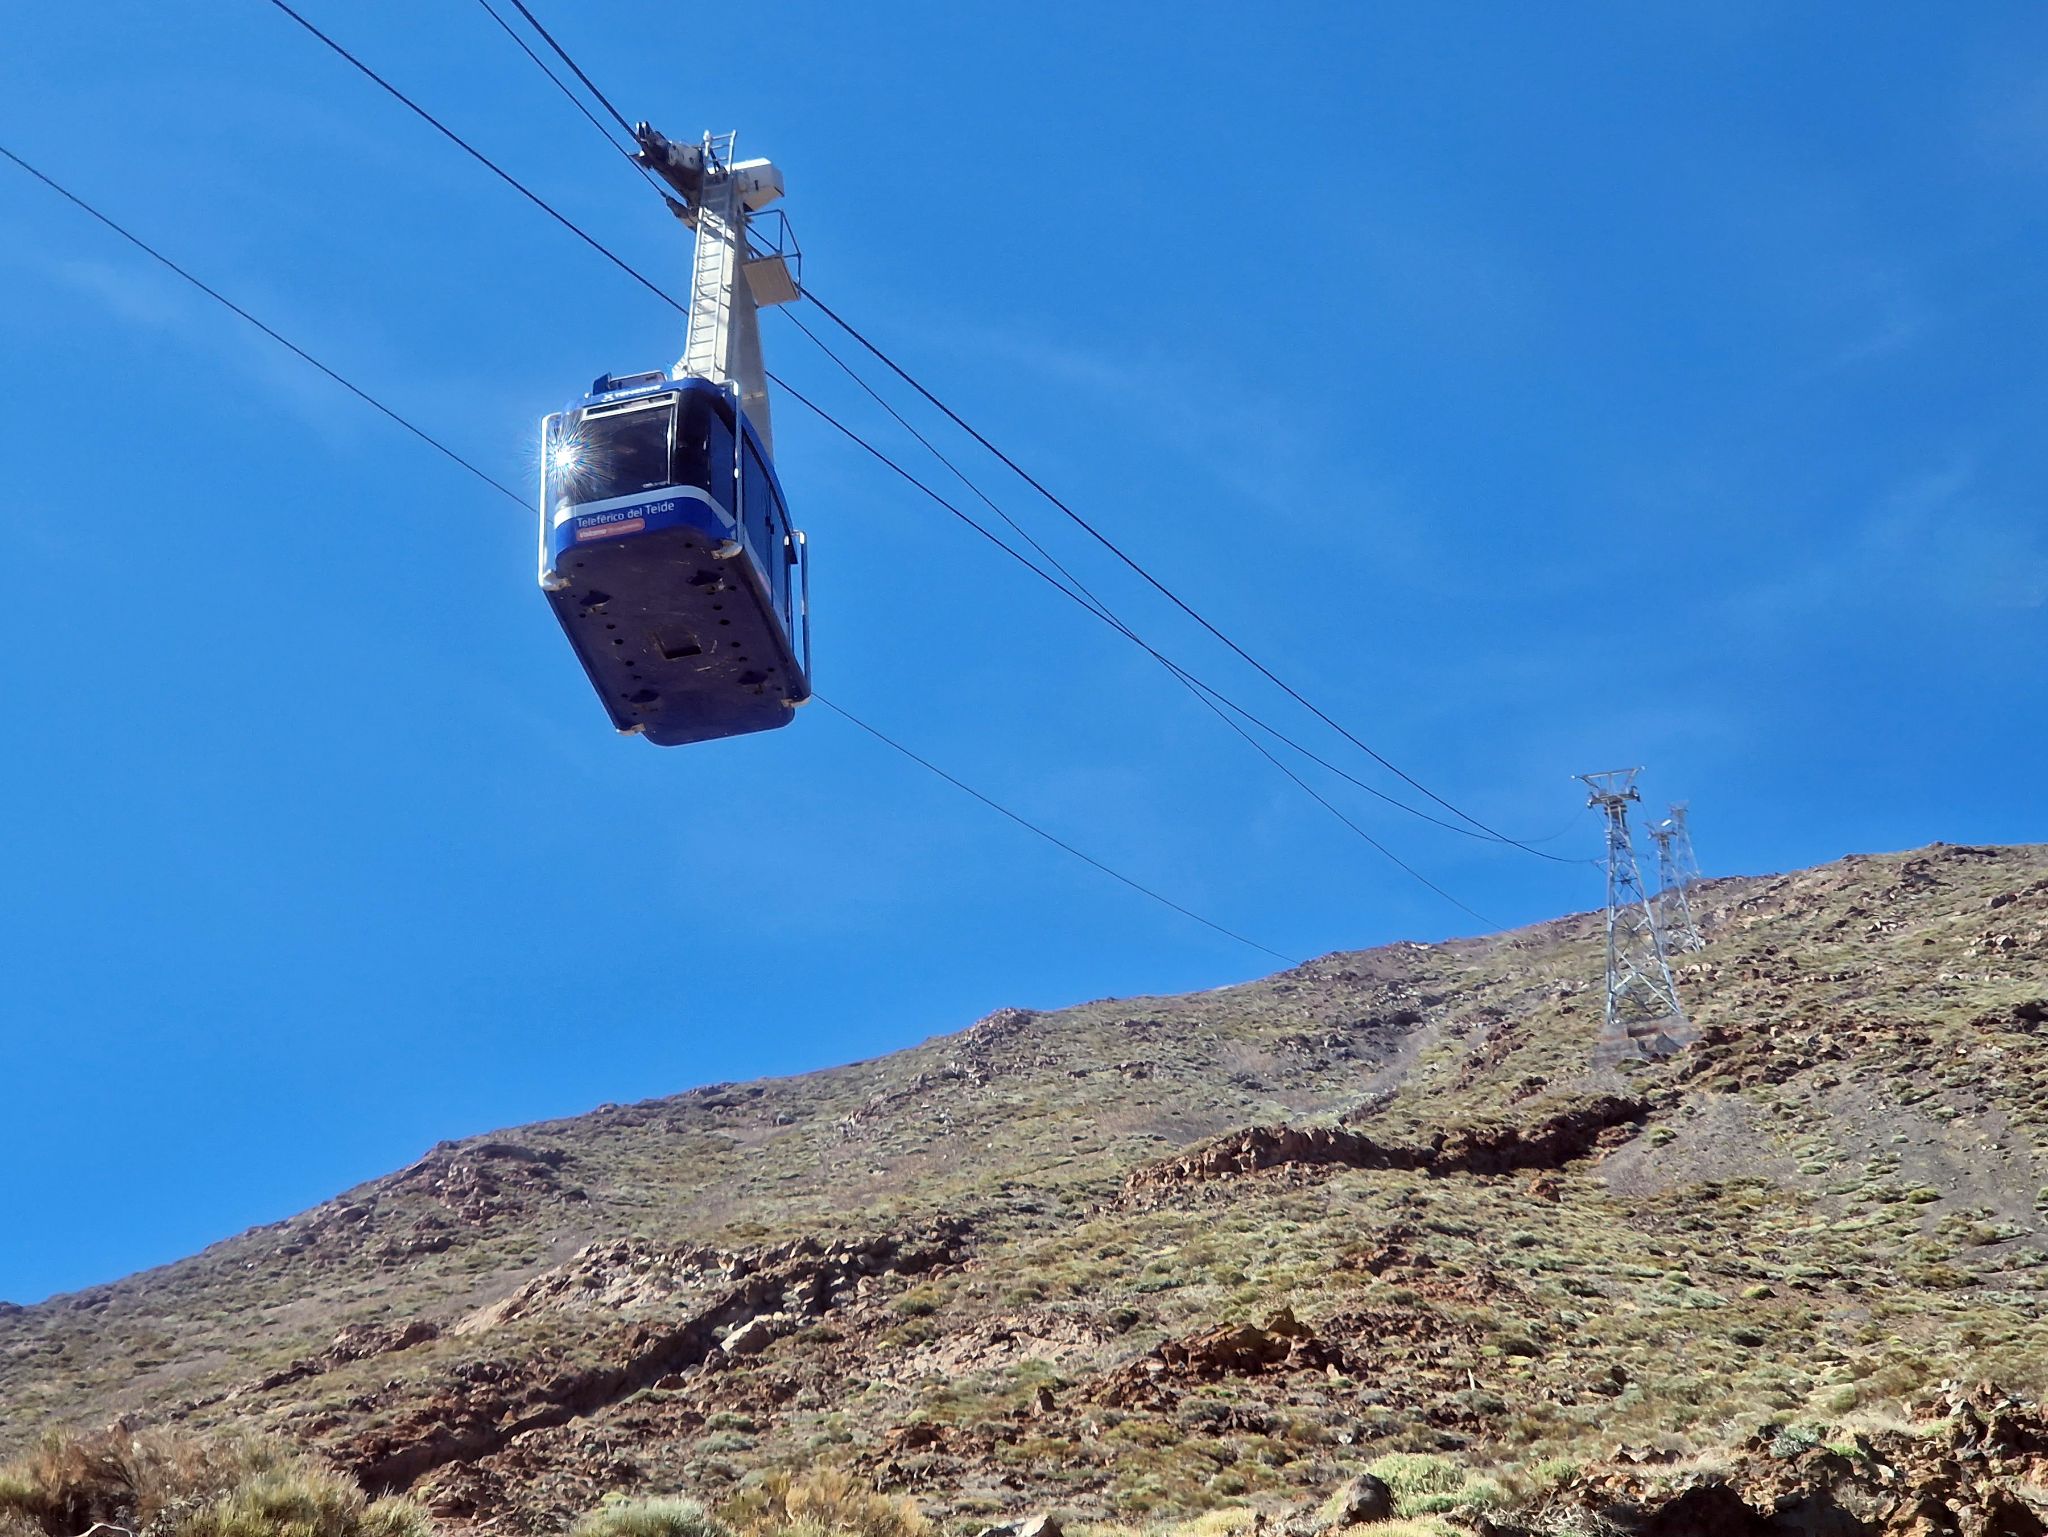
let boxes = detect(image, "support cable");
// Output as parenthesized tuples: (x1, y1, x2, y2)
(1181, 688, 1494, 926)
(261, 5, 1578, 905)
(770, 367, 1507, 858)
(782, 305, 1109, 628)
(818, 699, 1296, 965)
(471, 0, 658, 190)
(0, 142, 1290, 967)
(801, 292, 1576, 862)
(772, 369, 1519, 915)
(266, 0, 1576, 863)
(427, 0, 1577, 866)
(501, 0, 641, 141)
(0, 144, 526, 508)
(779, 307, 1515, 835)
(264, 0, 677, 314)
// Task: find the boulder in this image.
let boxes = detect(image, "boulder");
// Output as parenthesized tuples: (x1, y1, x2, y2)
(1325, 1475, 1393, 1527)
(721, 1316, 778, 1356)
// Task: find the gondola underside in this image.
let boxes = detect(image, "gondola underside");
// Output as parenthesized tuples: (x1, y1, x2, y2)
(545, 523, 804, 746)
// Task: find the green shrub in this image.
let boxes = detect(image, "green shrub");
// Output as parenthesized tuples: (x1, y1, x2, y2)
(1362, 1454, 1499, 1518)
(1768, 1424, 1822, 1459)
(573, 1498, 733, 1537)
(890, 1289, 941, 1319)
(180, 1468, 427, 1537)
(1526, 1457, 1579, 1490)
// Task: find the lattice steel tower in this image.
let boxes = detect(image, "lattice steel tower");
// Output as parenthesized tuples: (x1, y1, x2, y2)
(1654, 823, 1703, 959)
(1666, 802, 1704, 887)
(1648, 814, 1705, 954)
(1578, 769, 1696, 1066)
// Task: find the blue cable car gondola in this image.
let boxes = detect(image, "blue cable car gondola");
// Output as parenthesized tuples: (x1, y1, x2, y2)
(538, 371, 810, 746)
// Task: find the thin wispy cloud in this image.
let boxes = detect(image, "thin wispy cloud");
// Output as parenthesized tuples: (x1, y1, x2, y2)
(845, 303, 1495, 613)
(1967, 60, 2048, 176)
(0, 240, 373, 446)
(1725, 455, 2048, 628)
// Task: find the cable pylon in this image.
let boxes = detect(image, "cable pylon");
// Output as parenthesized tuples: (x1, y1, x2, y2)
(1667, 802, 1704, 886)
(1577, 769, 1695, 1067)
(1647, 815, 1705, 954)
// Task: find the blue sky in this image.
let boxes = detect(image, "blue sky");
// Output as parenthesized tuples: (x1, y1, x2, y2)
(2, 3, 2043, 1304)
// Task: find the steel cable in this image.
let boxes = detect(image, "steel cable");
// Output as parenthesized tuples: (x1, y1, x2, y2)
(0, 141, 1294, 964)
(265, 1, 1593, 905)
(449, 0, 1586, 869)
(802, 293, 1584, 864)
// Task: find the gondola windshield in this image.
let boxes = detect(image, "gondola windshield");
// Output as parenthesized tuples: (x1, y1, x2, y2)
(550, 397, 674, 509)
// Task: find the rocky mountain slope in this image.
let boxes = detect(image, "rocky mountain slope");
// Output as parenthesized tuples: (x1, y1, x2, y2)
(5, 842, 2047, 1536)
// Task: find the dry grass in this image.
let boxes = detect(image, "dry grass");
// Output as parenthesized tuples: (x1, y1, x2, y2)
(720, 1470, 926, 1537)
(0, 1430, 427, 1537)
(0, 1427, 271, 1536)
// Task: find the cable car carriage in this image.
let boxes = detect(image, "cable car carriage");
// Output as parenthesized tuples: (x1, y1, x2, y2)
(539, 371, 809, 745)
(537, 125, 811, 745)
